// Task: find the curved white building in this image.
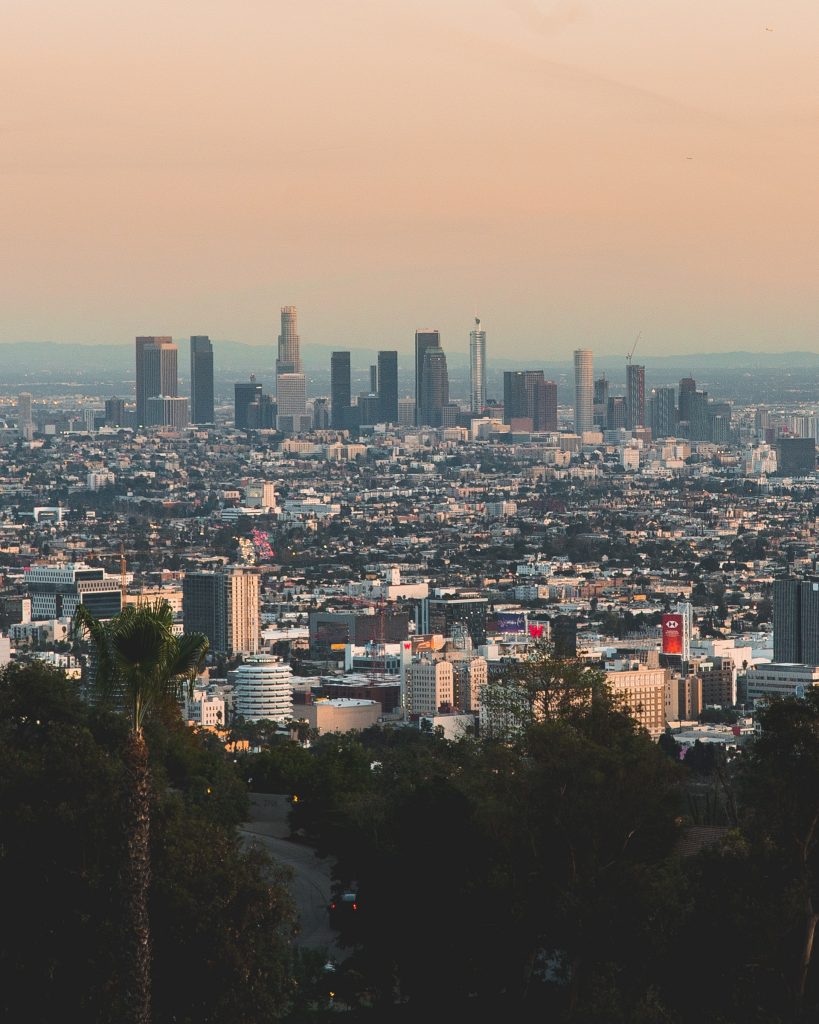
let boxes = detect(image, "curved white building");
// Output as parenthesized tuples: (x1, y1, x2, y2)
(235, 656, 294, 723)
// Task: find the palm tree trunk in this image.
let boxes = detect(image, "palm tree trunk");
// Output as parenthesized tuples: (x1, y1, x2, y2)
(123, 730, 152, 1024)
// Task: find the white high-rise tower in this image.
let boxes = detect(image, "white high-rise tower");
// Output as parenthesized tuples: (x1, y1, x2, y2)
(276, 305, 307, 432)
(469, 317, 487, 415)
(573, 348, 594, 434)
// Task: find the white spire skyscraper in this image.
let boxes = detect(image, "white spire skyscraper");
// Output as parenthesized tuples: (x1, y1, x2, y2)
(573, 348, 594, 434)
(469, 317, 486, 415)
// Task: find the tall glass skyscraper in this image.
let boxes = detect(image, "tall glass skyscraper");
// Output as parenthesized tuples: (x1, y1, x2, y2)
(415, 329, 440, 425)
(573, 348, 594, 434)
(136, 336, 175, 426)
(377, 350, 398, 423)
(626, 362, 646, 430)
(190, 335, 214, 424)
(418, 346, 449, 427)
(469, 317, 486, 415)
(330, 351, 351, 428)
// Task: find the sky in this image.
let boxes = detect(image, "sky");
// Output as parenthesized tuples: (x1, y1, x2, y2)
(2, 0, 818, 357)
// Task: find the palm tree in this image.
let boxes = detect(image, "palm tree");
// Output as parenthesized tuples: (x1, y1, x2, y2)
(75, 601, 208, 1024)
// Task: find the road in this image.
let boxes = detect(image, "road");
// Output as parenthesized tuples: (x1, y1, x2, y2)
(239, 793, 339, 952)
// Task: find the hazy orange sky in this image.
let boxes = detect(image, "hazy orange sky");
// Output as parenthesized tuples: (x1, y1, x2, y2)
(3, 0, 818, 357)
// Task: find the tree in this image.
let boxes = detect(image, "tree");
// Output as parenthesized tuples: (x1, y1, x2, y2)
(75, 601, 208, 1024)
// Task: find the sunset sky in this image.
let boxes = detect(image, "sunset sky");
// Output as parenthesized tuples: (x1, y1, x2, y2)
(3, 0, 817, 357)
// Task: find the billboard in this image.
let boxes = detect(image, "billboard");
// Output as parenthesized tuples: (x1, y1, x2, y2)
(494, 612, 527, 635)
(529, 623, 545, 639)
(661, 614, 684, 655)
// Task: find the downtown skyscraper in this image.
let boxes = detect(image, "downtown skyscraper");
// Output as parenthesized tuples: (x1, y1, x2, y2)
(330, 351, 352, 429)
(190, 335, 214, 424)
(415, 329, 440, 426)
(469, 317, 486, 415)
(275, 306, 307, 432)
(136, 337, 178, 427)
(626, 362, 646, 430)
(573, 348, 594, 434)
(377, 350, 399, 424)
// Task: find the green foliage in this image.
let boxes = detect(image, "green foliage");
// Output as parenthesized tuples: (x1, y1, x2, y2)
(0, 663, 296, 1024)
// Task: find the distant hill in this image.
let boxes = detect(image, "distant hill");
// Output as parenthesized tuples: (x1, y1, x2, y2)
(0, 340, 817, 385)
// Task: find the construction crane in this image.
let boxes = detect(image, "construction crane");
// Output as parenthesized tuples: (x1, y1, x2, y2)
(627, 332, 641, 366)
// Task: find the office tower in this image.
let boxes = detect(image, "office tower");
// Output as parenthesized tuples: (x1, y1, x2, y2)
(678, 377, 696, 423)
(503, 371, 528, 426)
(234, 378, 263, 429)
(135, 336, 175, 426)
(418, 346, 449, 427)
(104, 396, 127, 427)
(190, 336, 214, 424)
(248, 393, 277, 430)
(313, 397, 330, 429)
(542, 379, 558, 431)
(398, 398, 415, 427)
(777, 438, 816, 476)
(426, 595, 488, 646)
(17, 392, 33, 439)
(689, 390, 710, 442)
(182, 566, 260, 656)
(377, 350, 399, 423)
(146, 396, 189, 429)
(441, 403, 460, 428)
(593, 377, 609, 428)
(607, 396, 627, 430)
(370, 364, 378, 394)
(626, 362, 645, 430)
(415, 329, 441, 425)
(276, 305, 302, 375)
(573, 349, 593, 433)
(330, 351, 352, 428)
(24, 562, 123, 620)
(276, 373, 308, 431)
(83, 407, 97, 432)
(469, 317, 487, 414)
(650, 386, 676, 439)
(773, 576, 819, 666)
(358, 392, 381, 425)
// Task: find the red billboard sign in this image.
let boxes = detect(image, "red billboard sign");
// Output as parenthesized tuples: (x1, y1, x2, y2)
(661, 614, 684, 655)
(529, 624, 545, 639)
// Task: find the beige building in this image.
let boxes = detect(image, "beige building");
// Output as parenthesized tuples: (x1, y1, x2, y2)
(607, 666, 667, 740)
(226, 567, 260, 656)
(302, 697, 381, 735)
(405, 659, 454, 716)
(451, 656, 488, 713)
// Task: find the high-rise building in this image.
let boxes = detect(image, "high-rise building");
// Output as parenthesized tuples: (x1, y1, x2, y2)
(542, 379, 558, 432)
(369, 364, 378, 394)
(312, 397, 330, 429)
(182, 566, 260, 656)
(276, 373, 308, 432)
(593, 377, 609, 428)
(573, 349, 593, 434)
(377, 350, 399, 423)
(689, 390, 710, 442)
(146, 396, 189, 429)
(276, 307, 306, 429)
(773, 576, 819, 666)
(469, 317, 487, 415)
(136, 336, 175, 426)
(678, 377, 696, 423)
(330, 351, 352, 429)
(190, 336, 214, 424)
(418, 346, 449, 427)
(503, 371, 529, 427)
(650, 386, 676, 439)
(398, 399, 415, 427)
(234, 379, 263, 430)
(276, 305, 302, 375)
(415, 330, 441, 425)
(17, 392, 33, 439)
(104, 397, 127, 427)
(626, 363, 645, 430)
(776, 438, 816, 476)
(607, 396, 627, 430)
